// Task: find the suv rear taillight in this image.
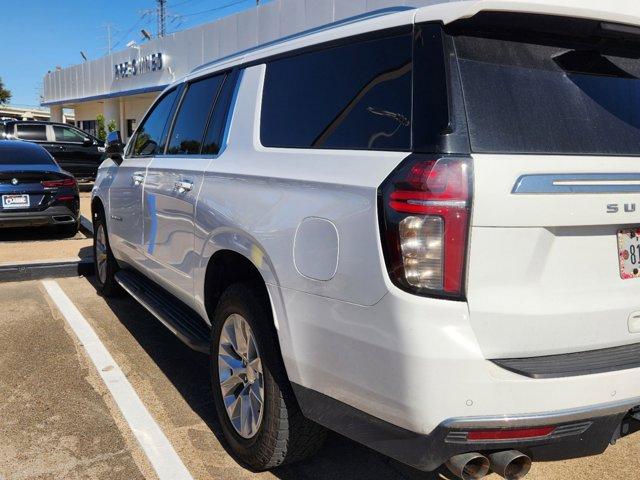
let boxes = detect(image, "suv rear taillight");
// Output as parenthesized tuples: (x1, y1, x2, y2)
(379, 155, 472, 299)
(41, 178, 76, 188)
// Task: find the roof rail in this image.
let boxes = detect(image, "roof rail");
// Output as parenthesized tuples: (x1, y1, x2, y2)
(190, 6, 415, 74)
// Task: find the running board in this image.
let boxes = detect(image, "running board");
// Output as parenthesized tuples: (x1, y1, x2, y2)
(115, 269, 210, 353)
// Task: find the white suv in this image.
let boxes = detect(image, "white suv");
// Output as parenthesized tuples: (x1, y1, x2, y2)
(92, 2, 640, 478)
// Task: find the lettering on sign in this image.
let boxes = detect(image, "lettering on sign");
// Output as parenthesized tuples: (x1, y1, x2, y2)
(114, 53, 164, 79)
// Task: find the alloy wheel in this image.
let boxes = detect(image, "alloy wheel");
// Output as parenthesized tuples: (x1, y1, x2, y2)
(217, 313, 264, 439)
(95, 224, 108, 285)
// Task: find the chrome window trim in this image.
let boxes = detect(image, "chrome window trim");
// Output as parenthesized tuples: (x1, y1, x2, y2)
(513, 173, 640, 194)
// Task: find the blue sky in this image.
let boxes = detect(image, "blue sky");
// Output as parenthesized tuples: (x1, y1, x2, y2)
(2, 0, 263, 106)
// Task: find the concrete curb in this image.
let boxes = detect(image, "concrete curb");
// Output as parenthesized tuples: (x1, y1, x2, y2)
(0, 259, 94, 282)
(80, 215, 93, 236)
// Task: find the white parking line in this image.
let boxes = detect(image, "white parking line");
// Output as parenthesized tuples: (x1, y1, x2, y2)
(42, 280, 195, 480)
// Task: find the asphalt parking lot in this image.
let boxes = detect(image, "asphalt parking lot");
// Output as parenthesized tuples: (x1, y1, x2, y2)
(0, 277, 429, 480)
(0, 189, 92, 265)
(1, 205, 640, 480)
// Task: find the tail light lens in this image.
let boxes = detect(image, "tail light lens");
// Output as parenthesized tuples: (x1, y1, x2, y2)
(466, 426, 555, 441)
(379, 155, 472, 299)
(42, 178, 76, 188)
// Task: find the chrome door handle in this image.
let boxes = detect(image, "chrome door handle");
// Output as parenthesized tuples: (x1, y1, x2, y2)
(132, 174, 145, 186)
(174, 180, 193, 193)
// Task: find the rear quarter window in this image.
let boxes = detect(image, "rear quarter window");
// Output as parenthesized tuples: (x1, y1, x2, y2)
(261, 31, 413, 151)
(15, 124, 47, 141)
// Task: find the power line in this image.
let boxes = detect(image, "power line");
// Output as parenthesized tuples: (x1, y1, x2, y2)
(111, 0, 263, 51)
(177, 0, 250, 18)
(168, 0, 202, 8)
(168, 0, 253, 32)
(111, 15, 147, 50)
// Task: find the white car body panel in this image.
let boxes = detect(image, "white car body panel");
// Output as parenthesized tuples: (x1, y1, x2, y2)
(105, 157, 149, 264)
(193, 65, 407, 313)
(468, 154, 640, 358)
(416, 0, 640, 26)
(138, 155, 210, 304)
(273, 281, 640, 435)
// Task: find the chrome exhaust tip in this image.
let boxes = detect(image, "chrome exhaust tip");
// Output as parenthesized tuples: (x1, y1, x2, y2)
(446, 452, 490, 480)
(488, 450, 532, 480)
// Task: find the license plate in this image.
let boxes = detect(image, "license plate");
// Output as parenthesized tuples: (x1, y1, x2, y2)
(618, 227, 640, 279)
(2, 194, 30, 209)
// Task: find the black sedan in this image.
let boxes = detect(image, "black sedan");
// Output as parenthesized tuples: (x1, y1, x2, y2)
(0, 140, 79, 235)
(0, 120, 106, 181)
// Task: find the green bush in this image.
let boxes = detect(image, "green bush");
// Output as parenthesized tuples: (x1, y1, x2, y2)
(96, 114, 107, 141)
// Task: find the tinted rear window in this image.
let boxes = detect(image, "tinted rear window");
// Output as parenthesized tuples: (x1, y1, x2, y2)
(261, 32, 413, 151)
(132, 88, 180, 156)
(451, 17, 640, 155)
(15, 124, 47, 141)
(0, 143, 55, 164)
(167, 74, 225, 155)
(202, 71, 239, 154)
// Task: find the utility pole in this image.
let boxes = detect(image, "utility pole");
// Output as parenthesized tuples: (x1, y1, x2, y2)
(106, 23, 112, 53)
(157, 0, 167, 37)
(101, 23, 116, 55)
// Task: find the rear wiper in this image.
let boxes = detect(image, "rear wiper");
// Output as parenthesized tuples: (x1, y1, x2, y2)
(366, 107, 410, 126)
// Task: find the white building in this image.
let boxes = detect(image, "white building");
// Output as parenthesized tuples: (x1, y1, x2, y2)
(41, 0, 444, 140)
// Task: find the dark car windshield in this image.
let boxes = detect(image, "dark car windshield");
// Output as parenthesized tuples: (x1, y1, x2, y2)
(450, 16, 640, 156)
(0, 141, 56, 165)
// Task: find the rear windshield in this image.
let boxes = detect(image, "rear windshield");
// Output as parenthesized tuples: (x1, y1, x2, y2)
(0, 142, 55, 165)
(451, 17, 640, 155)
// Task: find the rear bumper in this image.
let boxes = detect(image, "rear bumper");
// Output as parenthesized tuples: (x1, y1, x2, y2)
(293, 383, 640, 472)
(275, 282, 640, 471)
(0, 205, 78, 228)
(438, 399, 640, 464)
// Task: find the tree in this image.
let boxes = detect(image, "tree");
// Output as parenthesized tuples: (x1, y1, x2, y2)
(107, 119, 117, 133)
(96, 114, 107, 141)
(0, 77, 11, 105)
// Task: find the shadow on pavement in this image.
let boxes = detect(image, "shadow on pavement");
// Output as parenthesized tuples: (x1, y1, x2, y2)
(85, 274, 450, 480)
(0, 225, 88, 242)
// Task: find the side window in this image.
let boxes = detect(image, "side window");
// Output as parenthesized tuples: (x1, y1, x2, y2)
(202, 71, 239, 154)
(81, 120, 97, 137)
(53, 125, 86, 142)
(126, 119, 137, 138)
(167, 74, 225, 155)
(261, 32, 412, 151)
(15, 124, 47, 141)
(132, 88, 180, 156)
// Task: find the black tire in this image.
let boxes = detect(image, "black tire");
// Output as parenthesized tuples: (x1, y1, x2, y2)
(210, 282, 326, 471)
(93, 209, 120, 297)
(58, 221, 79, 237)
